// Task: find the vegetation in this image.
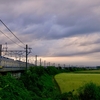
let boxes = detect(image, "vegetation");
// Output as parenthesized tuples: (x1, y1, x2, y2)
(0, 66, 61, 100)
(55, 73, 100, 93)
(77, 82, 100, 100)
(0, 66, 100, 100)
(75, 69, 100, 73)
(20, 66, 60, 100)
(0, 73, 31, 100)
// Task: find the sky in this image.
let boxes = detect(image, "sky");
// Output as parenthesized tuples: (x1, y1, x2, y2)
(0, 0, 100, 66)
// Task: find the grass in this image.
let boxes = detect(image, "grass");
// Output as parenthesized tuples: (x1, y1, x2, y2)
(55, 72, 100, 93)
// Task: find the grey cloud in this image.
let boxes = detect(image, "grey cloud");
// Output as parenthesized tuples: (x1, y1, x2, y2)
(54, 47, 100, 57)
(0, 0, 100, 40)
(80, 39, 100, 46)
(1, 0, 100, 59)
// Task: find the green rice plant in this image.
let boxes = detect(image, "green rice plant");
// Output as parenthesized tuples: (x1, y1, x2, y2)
(55, 73, 100, 93)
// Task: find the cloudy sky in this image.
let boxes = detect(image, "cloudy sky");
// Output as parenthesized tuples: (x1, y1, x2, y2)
(0, 0, 100, 66)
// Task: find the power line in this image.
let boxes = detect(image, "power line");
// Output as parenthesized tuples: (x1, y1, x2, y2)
(0, 19, 25, 46)
(0, 20, 33, 69)
(0, 30, 24, 48)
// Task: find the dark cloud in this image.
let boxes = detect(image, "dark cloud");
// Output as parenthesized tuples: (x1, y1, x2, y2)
(1, 0, 100, 65)
(0, 0, 100, 40)
(54, 47, 100, 57)
(80, 39, 100, 46)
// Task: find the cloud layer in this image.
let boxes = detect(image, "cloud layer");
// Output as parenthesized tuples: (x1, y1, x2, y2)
(0, 0, 100, 65)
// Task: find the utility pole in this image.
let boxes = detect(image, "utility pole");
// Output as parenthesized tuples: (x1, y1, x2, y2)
(26, 44, 28, 69)
(2, 43, 25, 59)
(58, 64, 60, 67)
(40, 58, 41, 66)
(64, 64, 65, 67)
(1, 43, 31, 70)
(0, 44, 2, 56)
(35, 55, 37, 66)
(25, 44, 32, 70)
(0, 44, 2, 66)
(47, 62, 50, 66)
(53, 63, 55, 67)
(44, 60, 46, 67)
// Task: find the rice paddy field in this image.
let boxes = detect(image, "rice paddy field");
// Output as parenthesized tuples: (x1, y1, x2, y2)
(54, 70, 100, 93)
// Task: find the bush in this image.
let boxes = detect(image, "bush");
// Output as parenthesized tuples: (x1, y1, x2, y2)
(0, 73, 32, 100)
(78, 82, 100, 100)
(21, 67, 60, 99)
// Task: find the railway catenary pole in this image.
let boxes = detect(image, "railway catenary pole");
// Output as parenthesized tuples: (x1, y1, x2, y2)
(48, 62, 50, 66)
(25, 44, 32, 70)
(35, 55, 37, 66)
(40, 58, 41, 66)
(26, 44, 28, 70)
(0, 44, 2, 66)
(44, 60, 46, 67)
(0, 44, 2, 56)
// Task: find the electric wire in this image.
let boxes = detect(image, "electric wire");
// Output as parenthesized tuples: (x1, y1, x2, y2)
(0, 19, 25, 46)
(0, 30, 24, 48)
(0, 20, 33, 65)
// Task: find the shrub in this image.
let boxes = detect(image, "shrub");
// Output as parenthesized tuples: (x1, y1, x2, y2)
(78, 82, 100, 100)
(0, 73, 32, 100)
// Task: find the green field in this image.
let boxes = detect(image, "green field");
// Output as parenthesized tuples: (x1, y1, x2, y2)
(75, 69, 100, 73)
(55, 72, 100, 93)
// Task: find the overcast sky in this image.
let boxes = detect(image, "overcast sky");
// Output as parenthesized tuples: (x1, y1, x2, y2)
(0, 0, 100, 66)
